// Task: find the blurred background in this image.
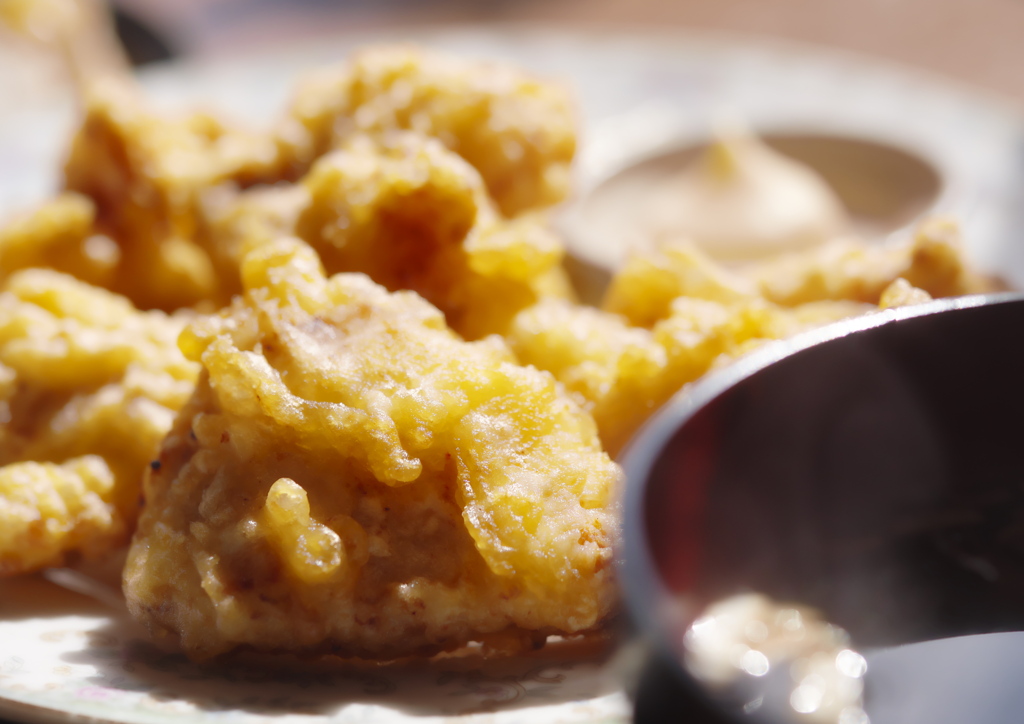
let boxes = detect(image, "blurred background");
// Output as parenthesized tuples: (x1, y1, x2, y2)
(3, 0, 1024, 263)
(71, 0, 1024, 103)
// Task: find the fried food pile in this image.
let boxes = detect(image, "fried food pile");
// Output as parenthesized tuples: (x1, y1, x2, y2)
(123, 238, 618, 659)
(0, 43, 996, 660)
(44, 45, 576, 313)
(0, 269, 197, 575)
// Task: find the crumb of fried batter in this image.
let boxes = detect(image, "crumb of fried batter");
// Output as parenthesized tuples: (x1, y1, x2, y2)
(879, 277, 934, 309)
(278, 45, 576, 217)
(0, 269, 199, 576)
(124, 237, 620, 661)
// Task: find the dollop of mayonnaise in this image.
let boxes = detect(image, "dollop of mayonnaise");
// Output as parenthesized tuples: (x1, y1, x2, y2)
(648, 130, 849, 263)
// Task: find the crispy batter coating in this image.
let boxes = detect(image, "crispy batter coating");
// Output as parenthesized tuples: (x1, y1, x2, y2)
(0, 192, 120, 288)
(124, 238, 620, 660)
(198, 184, 308, 300)
(510, 295, 868, 456)
(519, 224, 951, 455)
(0, 269, 198, 575)
(579, 243, 872, 451)
(0, 456, 119, 576)
(55, 47, 574, 315)
(62, 82, 282, 310)
(602, 242, 759, 328)
(203, 132, 571, 339)
(604, 220, 989, 329)
(280, 45, 576, 217)
(749, 217, 992, 307)
(878, 277, 934, 309)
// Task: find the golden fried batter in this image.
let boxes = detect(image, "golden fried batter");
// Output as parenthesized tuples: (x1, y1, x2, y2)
(879, 277, 934, 309)
(0, 192, 119, 288)
(519, 215, 959, 455)
(0, 269, 198, 575)
(203, 132, 571, 339)
(604, 219, 989, 329)
(197, 184, 308, 300)
(280, 45, 576, 216)
(749, 217, 992, 306)
(62, 82, 282, 310)
(124, 237, 619, 660)
(510, 295, 869, 456)
(53, 46, 575, 315)
(0, 457, 120, 576)
(602, 242, 758, 328)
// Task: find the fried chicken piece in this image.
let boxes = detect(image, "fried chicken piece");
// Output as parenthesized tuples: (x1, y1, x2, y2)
(0, 269, 198, 575)
(62, 82, 282, 310)
(749, 217, 992, 307)
(0, 192, 119, 288)
(123, 237, 620, 660)
(510, 296, 869, 456)
(280, 45, 576, 217)
(58, 47, 573, 311)
(203, 132, 571, 339)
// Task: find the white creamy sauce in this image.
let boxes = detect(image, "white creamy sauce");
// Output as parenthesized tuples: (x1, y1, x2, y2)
(646, 131, 849, 263)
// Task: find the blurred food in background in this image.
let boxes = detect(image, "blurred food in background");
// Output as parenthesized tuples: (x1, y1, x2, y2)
(0, 0, 128, 94)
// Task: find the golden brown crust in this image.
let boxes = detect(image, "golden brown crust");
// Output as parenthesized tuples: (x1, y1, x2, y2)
(280, 45, 576, 217)
(0, 192, 119, 289)
(750, 217, 992, 307)
(62, 82, 284, 310)
(124, 238, 620, 660)
(0, 269, 198, 575)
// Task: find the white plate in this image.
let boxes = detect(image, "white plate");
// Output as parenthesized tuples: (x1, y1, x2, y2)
(0, 574, 629, 724)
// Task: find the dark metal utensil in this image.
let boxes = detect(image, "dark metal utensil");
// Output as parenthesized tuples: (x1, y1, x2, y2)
(621, 293, 1024, 724)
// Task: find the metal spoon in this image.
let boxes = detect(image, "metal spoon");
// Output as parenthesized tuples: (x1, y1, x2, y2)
(621, 292, 1024, 724)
